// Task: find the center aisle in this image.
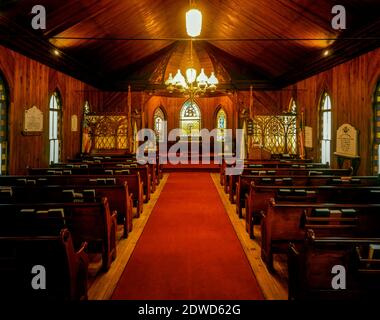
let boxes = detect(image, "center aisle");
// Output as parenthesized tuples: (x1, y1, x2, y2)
(111, 173, 263, 300)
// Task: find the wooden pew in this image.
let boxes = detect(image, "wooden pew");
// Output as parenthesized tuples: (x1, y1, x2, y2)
(261, 201, 380, 271)
(246, 183, 380, 239)
(61, 160, 158, 192)
(28, 166, 151, 202)
(0, 174, 144, 217)
(68, 154, 162, 187)
(220, 158, 325, 190)
(228, 167, 352, 203)
(0, 183, 133, 238)
(0, 228, 88, 300)
(288, 231, 380, 300)
(0, 198, 117, 271)
(236, 175, 380, 218)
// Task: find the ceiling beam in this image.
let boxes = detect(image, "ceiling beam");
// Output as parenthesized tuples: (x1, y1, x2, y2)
(0, 14, 105, 89)
(276, 19, 380, 87)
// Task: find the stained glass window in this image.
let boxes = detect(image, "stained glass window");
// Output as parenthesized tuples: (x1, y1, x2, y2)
(132, 121, 139, 153)
(320, 93, 332, 164)
(49, 91, 62, 164)
(153, 107, 165, 141)
(216, 109, 227, 141)
(290, 99, 297, 114)
(373, 82, 380, 174)
(180, 100, 201, 137)
(0, 73, 9, 175)
(84, 100, 90, 115)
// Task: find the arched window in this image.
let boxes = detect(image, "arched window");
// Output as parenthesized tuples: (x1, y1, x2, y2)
(180, 100, 201, 136)
(287, 98, 298, 154)
(81, 101, 92, 154)
(153, 107, 165, 141)
(132, 121, 138, 153)
(49, 91, 62, 164)
(0, 73, 9, 175)
(216, 108, 227, 141)
(373, 82, 380, 174)
(320, 92, 332, 164)
(84, 100, 90, 115)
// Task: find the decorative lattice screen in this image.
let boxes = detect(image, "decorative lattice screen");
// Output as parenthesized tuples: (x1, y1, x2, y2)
(252, 114, 298, 155)
(85, 114, 128, 151)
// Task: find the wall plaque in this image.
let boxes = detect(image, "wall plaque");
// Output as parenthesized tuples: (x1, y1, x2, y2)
(304, 126, 313, 148)
(71, 115, 78, 132)
(23, 106, 43, 135)
(335, 124, 359, 158)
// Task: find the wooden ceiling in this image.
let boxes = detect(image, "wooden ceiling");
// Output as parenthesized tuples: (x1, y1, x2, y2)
(0, 0, 379, 91)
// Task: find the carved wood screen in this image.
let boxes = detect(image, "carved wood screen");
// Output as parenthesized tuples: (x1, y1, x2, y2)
(252, 114, 298, 155)
(84, 113, 128, 152)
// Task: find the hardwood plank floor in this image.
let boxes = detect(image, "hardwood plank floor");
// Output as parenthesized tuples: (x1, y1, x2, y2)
(210, 173, 288, 300)
(88, 174, 169, 300)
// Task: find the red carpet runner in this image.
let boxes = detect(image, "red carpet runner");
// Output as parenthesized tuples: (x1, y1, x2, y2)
(112, 173, 263, 300)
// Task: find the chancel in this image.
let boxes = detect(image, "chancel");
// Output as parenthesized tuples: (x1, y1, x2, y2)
(0, 0, 379, 303)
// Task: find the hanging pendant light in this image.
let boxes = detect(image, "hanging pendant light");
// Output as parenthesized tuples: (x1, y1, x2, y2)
(207, 72, 219, 92)
(186, 68, 197, 84)
(196, 68, 208, 90)
(165, 2, 218, 95)
(186, 8, 202, 37)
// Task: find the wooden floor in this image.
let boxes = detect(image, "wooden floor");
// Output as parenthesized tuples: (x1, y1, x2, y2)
(88, 172, 288, 300)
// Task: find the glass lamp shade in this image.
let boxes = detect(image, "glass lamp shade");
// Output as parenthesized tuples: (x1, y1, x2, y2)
(196, 68, 208, 90)
(186, 9, 202, 37)
(196, 68, 208, 83)
(180, 78, 188, 90)
(173, 69, 186, 89)
(165, 73, 174, 86)
(186, 68, 197, 84)
(207, 72, 219, 85)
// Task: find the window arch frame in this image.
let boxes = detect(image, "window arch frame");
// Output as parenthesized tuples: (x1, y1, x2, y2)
(289, 98, 297, 115)
(153, 106, 166, 141)
(287, 98, 298, 154)
(215, 107, 227, 142)
(49, 90, 63, 164)
(0, 71, 9, 175)
(319, 92, 332, 165)
(372, 81, 380, 174)
(179, 99, 201, 137)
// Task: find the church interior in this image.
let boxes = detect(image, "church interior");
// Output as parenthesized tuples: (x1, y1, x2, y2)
(0, 0, 380, 302)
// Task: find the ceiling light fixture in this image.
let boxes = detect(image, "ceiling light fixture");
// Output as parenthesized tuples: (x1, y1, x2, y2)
(323, 49, 331, 57)
(165, 1, 218, 96)
(186, 8, 202, 37)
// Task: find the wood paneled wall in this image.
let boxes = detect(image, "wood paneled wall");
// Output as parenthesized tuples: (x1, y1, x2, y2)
(0, 45, 99, 174)
(2, 42, 378, 176)
(280, 48, 380, 175)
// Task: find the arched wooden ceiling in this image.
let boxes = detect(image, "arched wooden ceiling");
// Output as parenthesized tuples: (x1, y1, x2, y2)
(0, 0, 379, 91)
